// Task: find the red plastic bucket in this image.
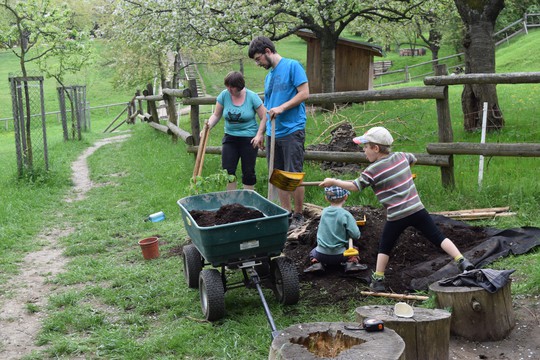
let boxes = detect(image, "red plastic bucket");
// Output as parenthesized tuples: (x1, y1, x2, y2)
(138, 237, 160, 260)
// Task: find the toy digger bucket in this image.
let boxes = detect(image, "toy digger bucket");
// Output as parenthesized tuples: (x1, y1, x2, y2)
(356, 215, 366, 226)
(269, 169, 321, 191)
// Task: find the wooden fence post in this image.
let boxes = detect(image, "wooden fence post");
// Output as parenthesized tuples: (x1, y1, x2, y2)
(434, 64, 455, 188)
(164, 82, 178, 143)
(189, 79, 200, 145)
(145, 84, 160, 123)
(404, 65, 409, 82)
(136, 90, 143, 115)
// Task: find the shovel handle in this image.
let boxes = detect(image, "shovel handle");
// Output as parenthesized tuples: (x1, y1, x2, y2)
(193, 123, 210, 180)
(300, 181, 322, 186)
(344, 238, 359, 257)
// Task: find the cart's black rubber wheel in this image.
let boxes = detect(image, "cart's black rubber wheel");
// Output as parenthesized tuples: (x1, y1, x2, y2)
(199, 269, 225, 321)
(183, 244, 203, 289)
(270, 256, 299, 305)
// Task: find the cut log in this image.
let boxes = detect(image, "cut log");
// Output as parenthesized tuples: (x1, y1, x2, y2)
(429, 281, 515, 341)
(355, 305, 451, 360)
(269, 321, 405, 360)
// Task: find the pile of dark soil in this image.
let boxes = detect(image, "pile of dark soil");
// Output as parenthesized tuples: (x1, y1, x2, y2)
(189, 203, 264, 227)
(283, 206, 490, 300)
(305, 123, 363, 174)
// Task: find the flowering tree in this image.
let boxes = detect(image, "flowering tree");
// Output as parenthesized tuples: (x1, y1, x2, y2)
(0, 0, 90, 171)
(99, 0, 201, 90)
(193, 0, 424, 94)
(99, 1, 424, 93)
(0, 0, 89, 80)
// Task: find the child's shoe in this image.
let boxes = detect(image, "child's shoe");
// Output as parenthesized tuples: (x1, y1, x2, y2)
(289, 213, 305, 230)
(344, 262, 368, 273)
(457, 257, 475, 272)
(304, 260, 324, 273)
(369, 275, 386, 292)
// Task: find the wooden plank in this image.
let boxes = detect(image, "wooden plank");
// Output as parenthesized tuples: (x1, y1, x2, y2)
(432, 207, 510, 215)
(432, 207, 517, 220)
(446, 212, 517, 220)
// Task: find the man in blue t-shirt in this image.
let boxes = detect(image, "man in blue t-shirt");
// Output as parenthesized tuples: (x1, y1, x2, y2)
(248, 36, 309, 229)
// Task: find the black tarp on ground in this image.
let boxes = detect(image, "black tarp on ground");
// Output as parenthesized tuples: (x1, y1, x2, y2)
(407, 217, 540, 290)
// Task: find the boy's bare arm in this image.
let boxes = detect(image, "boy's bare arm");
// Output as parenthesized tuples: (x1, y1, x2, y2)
(319, 178, 358, 192)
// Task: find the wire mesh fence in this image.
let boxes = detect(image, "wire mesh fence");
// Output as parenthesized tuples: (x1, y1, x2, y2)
(9, 76, 49, 176)
(57, 85, 88, 140)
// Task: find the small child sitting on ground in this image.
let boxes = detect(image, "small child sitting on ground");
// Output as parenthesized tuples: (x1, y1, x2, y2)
(304, 185, 367, 274)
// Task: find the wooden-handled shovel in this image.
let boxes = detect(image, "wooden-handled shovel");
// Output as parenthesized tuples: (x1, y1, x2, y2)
(267, 117, 279, 201)
(192, 123, 210, 182)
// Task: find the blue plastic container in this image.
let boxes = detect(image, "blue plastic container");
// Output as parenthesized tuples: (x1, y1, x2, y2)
(148, 211, 165, 222)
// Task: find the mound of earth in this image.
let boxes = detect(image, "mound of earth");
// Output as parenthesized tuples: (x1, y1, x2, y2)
(305, 122, 363, 174)
(283, 206, 490, 299)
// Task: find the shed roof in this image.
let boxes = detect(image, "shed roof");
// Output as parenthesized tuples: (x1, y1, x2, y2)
(296, 30, 384, 57)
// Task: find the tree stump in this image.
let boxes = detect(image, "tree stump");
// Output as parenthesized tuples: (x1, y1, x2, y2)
(269, 321, 405, 360)
(355, 305, 451, 360)
(429, 281, 515, 341)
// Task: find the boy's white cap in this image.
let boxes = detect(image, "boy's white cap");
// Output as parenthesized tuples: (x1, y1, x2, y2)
(353, 127, 394, 146)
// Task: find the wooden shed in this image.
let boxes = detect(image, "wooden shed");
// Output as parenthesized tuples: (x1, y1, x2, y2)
(296, 30, 384, 93)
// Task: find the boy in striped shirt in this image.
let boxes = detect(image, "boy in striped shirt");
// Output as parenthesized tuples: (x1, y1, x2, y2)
(319, 126, 474, 292)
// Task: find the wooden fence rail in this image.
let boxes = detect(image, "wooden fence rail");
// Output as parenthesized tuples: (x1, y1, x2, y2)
(427, 143, 540, 157)
(187, 146, 451, 168)
(424, 72, 540, 85)
(127, 69, 540, 189)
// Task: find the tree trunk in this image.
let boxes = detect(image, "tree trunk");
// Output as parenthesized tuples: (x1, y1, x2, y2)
(319, 34, 337, 110)
(427, 28, 442, 71)
(172, 48, 182, 89)
(454, 0, 505, 131)
(319, 34, 336, 94)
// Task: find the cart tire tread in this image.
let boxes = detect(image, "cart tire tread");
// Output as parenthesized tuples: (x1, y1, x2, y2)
(199, 269, 225, 321)
(271, 257, 299, 305)
(183, 244, 203, 289)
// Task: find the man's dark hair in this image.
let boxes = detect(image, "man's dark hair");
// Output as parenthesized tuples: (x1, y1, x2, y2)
(248, 36, 276, 58)
(224, 71, 245, 90)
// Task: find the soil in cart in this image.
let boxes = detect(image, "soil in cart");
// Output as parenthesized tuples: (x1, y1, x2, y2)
(189, 203, 264, 227)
